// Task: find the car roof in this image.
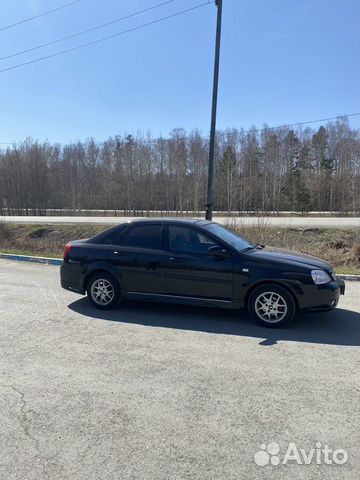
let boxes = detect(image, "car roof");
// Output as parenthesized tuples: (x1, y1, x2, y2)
(89, 217, 216, 242)
(125, 217, 213, 226)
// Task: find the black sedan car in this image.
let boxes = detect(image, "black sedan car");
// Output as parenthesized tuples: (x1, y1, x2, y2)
(60, 218, 345, 327)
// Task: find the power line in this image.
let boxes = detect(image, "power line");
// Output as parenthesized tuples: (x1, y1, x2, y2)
(0, 0, 178, 62)
(0, 0, 83, 32)
(1, 113, 359, 146)
(0, 1, 213, 74)
(240, 113, 360, 135)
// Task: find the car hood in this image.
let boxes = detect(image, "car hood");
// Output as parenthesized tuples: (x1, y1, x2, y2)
(248, 246, 332, 272)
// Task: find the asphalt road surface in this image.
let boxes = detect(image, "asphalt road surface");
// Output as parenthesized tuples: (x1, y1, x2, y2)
(1, 215, 360, 228)
(1, 259, 359, 480)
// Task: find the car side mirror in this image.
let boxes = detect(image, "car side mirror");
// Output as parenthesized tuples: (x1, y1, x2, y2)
(208, 245, 228, 257)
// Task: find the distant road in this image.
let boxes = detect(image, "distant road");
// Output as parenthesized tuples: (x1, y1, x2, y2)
(1, 216, 359, 228)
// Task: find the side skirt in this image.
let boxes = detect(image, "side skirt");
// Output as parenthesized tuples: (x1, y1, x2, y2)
(125, 292, 240, 309)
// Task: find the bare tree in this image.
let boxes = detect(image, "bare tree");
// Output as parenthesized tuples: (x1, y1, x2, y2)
(0, 120, 358, 215)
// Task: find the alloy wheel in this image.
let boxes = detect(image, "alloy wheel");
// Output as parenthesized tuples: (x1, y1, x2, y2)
(90, 278, 115, 306)
(254, 291, 288, 323)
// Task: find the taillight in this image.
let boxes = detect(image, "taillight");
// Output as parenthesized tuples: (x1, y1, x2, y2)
(63, 243, 71, 260)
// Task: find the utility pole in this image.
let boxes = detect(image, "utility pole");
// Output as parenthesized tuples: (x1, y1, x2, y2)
(205, 0, 223, 221)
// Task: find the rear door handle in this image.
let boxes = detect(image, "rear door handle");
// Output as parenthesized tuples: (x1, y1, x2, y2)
(147, 261, 161, 270)
(113, 251, 125, 256)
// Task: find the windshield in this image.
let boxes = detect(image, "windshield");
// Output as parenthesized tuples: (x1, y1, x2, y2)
(203, 223, 255, 252)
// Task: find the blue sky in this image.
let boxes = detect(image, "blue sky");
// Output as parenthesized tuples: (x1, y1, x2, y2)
(0, 0, 359, 144)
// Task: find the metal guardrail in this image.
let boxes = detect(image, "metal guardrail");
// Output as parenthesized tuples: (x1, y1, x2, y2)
(1, 209, 359, 217)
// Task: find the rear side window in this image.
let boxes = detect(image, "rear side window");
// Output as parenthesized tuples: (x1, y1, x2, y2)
(118, 224, 163, 250)
(101, 228, 125, 245)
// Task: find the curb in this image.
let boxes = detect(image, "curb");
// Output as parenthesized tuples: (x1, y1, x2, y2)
(336, 274, 360, 281)
(0, 253, 62, 266)
(0, 253, 359, 280)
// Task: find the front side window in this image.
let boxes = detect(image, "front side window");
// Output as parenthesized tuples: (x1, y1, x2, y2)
(168, 225, 219, 254)
(118, 224, 163, 250)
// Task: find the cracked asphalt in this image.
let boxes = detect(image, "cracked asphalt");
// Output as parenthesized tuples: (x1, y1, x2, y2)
(0, 259, 359, 480)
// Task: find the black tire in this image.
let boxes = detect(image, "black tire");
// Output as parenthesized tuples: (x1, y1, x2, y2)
(247, 284, 296, 328)
(86, 272, 121, 310)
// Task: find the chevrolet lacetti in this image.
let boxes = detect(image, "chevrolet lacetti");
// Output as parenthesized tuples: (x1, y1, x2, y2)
(60, 218, 345, 328)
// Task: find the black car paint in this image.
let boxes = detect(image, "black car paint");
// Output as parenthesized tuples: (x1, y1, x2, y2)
(60, 219, 344, 311)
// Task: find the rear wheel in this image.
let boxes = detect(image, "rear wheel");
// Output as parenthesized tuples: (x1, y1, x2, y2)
(86, 272, 121, 310)
(248, 284, 296, 328)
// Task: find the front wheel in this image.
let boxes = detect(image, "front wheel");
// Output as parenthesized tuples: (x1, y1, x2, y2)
(86, 272, 121, 310)
(248, 284, 296, 328)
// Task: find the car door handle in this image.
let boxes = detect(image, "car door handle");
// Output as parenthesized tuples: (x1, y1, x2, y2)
(169, 257, 185, 263)
(113, 251, 125, 256)
(146, 261, 160, 270)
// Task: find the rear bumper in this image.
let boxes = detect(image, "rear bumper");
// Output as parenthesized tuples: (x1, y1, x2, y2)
(60, 263, 84, 294)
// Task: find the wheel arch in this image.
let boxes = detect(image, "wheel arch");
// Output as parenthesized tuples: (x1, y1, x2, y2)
(244, 280, 299, 310)
(83, 267, 124, 294)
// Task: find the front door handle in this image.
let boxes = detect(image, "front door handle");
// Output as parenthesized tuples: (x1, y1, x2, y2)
(113, 251, 125, 256)
(169, 257, 185, 263)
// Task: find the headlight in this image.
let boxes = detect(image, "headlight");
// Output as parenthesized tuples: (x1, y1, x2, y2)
(311, 269, 331, 285)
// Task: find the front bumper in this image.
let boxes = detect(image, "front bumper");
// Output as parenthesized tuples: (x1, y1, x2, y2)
(336, 276, 345, 295)
(299, 276, 345, 311)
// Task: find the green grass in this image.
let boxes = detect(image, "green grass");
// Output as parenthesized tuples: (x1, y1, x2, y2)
(333, 267, 360, 275)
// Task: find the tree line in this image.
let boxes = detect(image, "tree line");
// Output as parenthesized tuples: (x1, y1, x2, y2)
(0, 118, 359, 215)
